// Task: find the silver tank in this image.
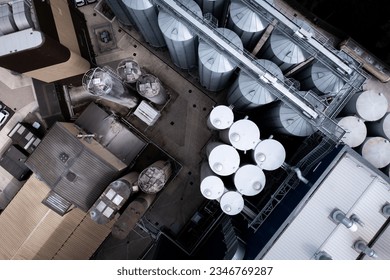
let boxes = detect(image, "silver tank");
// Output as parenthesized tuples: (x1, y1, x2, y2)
(337, 116, 367, 148)
(198, 28, 243, 91)
(252, 138, 286, 170)
(227, 59, 282, 110)
(234, 164, 266, 196)
(359, 137, 390, 169)
(227, 0, 270, 51)
(122, 0, 166, 47)
(200, 161, 225, 200)
(219, 191, 244, 215)
(136, 74, 168, 105)
(366, 112, 390, 139)
(206, 142, 240, 176)
(158, 0, 202, 69)
(138, 160, 172, 194)
(116, 58, 142, 84)
(207, 105, 234, 130)
(219, 118, 260, 152)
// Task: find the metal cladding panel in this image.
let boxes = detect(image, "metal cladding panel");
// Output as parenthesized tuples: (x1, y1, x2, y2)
(262, 154, 390, 260)
(0, 4, 18, 35)
(364, 224, 390, 260)
(12, 0, 33, 31)
(366, 112, 390, 139)
(360, 137, 390, 169)
(123, 0, 165, 47)
(227, 59, 281, 109)
(337, 116, 367, 148)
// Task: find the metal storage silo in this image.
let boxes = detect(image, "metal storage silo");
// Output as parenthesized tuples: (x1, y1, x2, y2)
(122, 0, 166, 48)
(136, 74, 168, 105)
(342, 90, 388, 121)
(219, 191, 244, 215)
(227, 59, 282, 110)
(138, 160, 172, 194)
(206, 142, 240, 176)
(198, 0, 229, 25)
(234, 164, 266, 196)
(359, 137, 390, 169)
(105, 0, 135, 26)
(337, 116, 367, 148)
(117, 58, 142, 84)
(252, 138, 286, 170)
(158, 0, 202, 69)
(82, 66, 138, 109)
(198, 28, 243, 91)
(219, 118, 260, 152)
(258, 19, 313, 72)
(200, 162, 225, 200)
(207, 105, 234, 130)
(227, 0, 270, 51)
(366, 112, 390, 139)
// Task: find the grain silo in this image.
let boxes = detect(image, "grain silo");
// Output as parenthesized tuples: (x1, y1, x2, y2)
(252, 138, 286, 170)
(342, 90, 388, 122)
(234, 164, 266, 196)
(366, 112, 390, 139)
(359, 137, 390, 169)
(138, 160, 172, 194)
(227, 59, 282, 110)
(198, 0, 229, 25)
(207, 105, 234, 130)
(158, 0, 202, 69)
(116, 58, 142, 84)
(219, 190, 244, 215)
(122, 0, 166, 48)
(258, 19, 313, 72)
(206, 142, 240, 176)
(136, 74, 168, 105)
(227, 0, 270, 51)
(219, 118, 260, 152)
(198, 28, 243, 91)
(200, 162, 225, 200)
(337, 116, 367, 148)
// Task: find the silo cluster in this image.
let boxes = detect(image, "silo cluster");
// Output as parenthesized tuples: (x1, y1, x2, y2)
(200, 105, 286, 216)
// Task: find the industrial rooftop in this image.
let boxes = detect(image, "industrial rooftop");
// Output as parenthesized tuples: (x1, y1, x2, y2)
(0, 0, 389, 260)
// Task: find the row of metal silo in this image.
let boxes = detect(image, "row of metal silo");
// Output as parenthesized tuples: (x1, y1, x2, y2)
(201, 105, 286, 215)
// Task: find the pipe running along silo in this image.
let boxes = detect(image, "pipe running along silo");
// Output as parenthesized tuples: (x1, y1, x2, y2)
(227, 59, 282, 110)
(122, 0, 166, 48)
(366, 112, 390, 139)
(227, 0, 271, 51)
(117, 58, 142, 84)
(359, 137, 390, 169)
(136, 74, 168, 105)
(219, 118, 260, 152)
(342, 90, 388, 122)
(207, 105, 234, 130)
(258, 19, 313, 72)
(198, 28, 243, 91)
(219, 190, 244, 215)
(200, 161, 225, 200)
(234, 164, 266, 196)
(82, 66, 138, 109)
(252, 138, 286, 170)
(158, 0, 202, 69)
(337, 116, 367, 148)
(206, 142, 240, 176)
(138, 160, 172, 194)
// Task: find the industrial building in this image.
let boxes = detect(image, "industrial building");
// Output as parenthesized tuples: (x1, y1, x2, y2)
(0, 0, 389, 260)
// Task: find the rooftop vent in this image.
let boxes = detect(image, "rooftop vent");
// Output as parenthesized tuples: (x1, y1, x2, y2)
(353, 240, 377, 258)
(330, 209, 364, 232)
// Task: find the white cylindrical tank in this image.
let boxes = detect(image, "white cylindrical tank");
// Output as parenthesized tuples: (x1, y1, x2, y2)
(219, 119, 260, 151)
(366, 112, 390, 139)
(258, 19, 312, 71)
(206, 142, 240, 176)
(227, 59, 282, 110)
(200, 162, 225, 200)
(198, 28, 243, 91)
(252, 139, 286, 170)
(138, 160, 172, 193)
(337, 116, 367, 148)
(158, 0, 202, 69)
(136, 74, 167, 105)
(227, 0, 270, 51)
(359, 137, 390, 169)
(207, 105, 234, 130)
(234, 164, 266, 196)
(116, 58, 142, 84)
(219, 191, 244, 215)
(342, 90, 388, 121)
(123, 0, 166, 47)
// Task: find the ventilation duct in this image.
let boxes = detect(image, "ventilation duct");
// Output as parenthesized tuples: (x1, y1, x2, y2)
(330, 209, 363, 232)
(12, 0, 34, 31)
(0, 3, 18, 35)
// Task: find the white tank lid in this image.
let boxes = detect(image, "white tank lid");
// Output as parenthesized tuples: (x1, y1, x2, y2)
(220, 191, 244, 215)
(361, 137, 390, 168)
(234, 164, 266, 196)
(226, 119, 260, 151)
(356, 90, 388, 121)
(253, 139, 286, 170)
(338, 116, 367, 148)
(200, 176, 225, 200)
(208, 144, 240, 176)
(209, 105, 234, 130)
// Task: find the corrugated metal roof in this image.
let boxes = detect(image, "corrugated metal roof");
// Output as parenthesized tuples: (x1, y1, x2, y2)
(262, 151, 390, 260)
